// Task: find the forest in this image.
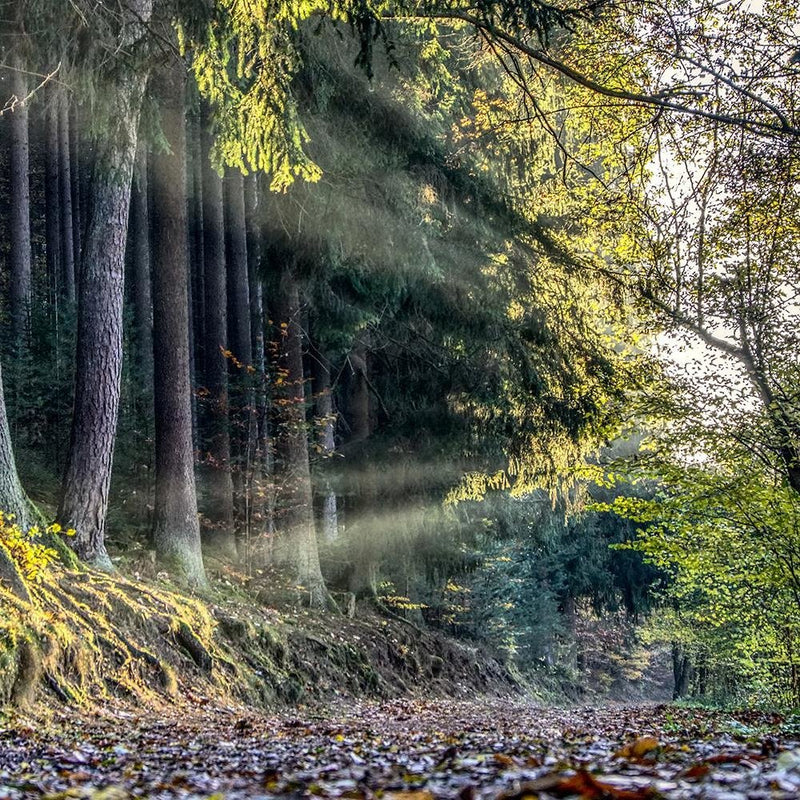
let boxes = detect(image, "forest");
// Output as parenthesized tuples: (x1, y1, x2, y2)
(1, 0, 800, 797)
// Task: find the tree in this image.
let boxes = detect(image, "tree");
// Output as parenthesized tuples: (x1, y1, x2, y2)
(58, 0, 154, 567)
(7, 55, 32, 347)
(44, 87, 61, 305)
(58, 91, 76, 303)
(244, 172, 272, 547)
(150, 55, 207, 588)
(272, 263, 332, 608)
(224, 167, 254, 531)
(129, 142, 154, 395)
(200, 109, 237, 559)
(0, 363, 35, 532)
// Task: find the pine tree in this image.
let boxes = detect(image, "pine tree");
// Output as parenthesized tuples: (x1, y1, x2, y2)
(200, 109, 237, 559)
(59, 0, 154, 567)
(8, 55, 32, 348)
(150, 54, 207, 588)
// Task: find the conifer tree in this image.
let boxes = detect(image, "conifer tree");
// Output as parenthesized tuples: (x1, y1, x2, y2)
(57, 92, 75, 303)
(150, 54, 207, 587)
(8, 56, 32, 347)
(59, 0, 154, 567)
(200, 111, 237, 559)
(273, 265, 332, 608)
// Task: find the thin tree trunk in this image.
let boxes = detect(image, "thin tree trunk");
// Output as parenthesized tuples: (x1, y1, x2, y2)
(45, 90, 61, 303)
(224, 169, 252, 368)
(311, 347, 338, 543)
(58, 93, 76, 303)
(130, 143, 153, 392)
(150, 57, 207, 588)
(188, 107, 205, 388)
(0, 362, 35, 532)
(224, 168, 253, 535)
(0, 362, 35, 603)
(273, 267, 332, 608)
(8, 56, 32, 349)
(672, 641, 693, 699)
(345, 344, 371, 443)
(200, 109, 236, 559)
(69, 104, 82, 268)
(244, 173, 271, 554)
(59, 0, 153, 568)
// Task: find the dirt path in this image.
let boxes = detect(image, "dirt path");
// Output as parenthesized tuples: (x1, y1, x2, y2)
(1, 700, 799, 799)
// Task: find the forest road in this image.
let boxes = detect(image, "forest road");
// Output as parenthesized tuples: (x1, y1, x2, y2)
(1, 699, 799, 799)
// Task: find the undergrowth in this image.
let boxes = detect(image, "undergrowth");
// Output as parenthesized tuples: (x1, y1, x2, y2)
(0, 517, 521, 714)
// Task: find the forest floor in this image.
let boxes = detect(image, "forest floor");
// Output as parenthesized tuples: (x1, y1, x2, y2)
(2, 700, 800, 800)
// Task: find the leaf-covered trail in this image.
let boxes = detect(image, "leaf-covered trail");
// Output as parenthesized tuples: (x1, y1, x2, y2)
(2, 700, 799, 799)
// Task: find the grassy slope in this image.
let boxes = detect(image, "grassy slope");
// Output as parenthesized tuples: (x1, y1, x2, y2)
(0, 562, 523, 715)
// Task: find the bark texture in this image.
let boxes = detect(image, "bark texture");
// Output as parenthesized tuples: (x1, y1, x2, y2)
(0, 362, 35, 533)
(188, 109, 205, 387)
(58, 93, 76, 303)
(200, 113, 236, 559)
(45, 90, 61, 302)
(311, 349, 338, 543)
(245, 174, 274, 550)
(150, 58, 207, 588)
(130, 143, 153, 392)
(59, 0, 153, 568)
(273, 268, 331, 608)
(224, 168, 254, 532)
(69, 104, 82, 268)
(9, 58, 32, 346)
(224, 169, 252, 367)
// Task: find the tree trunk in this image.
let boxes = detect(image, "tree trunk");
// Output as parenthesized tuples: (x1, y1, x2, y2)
(69, 104, 82, 268)
(149, 58, 207, 588)
(244, 173, 273, 554)
(311, 348, 338, 543)
(8, 56, 32, 348)
(58, 93, 76, 303)
(345, 344, 371, 443)
(672, 641, 693, 699)
(130, 142, 154, 393)
(224, 168, 254, 534)
(224, 169, 252, 368)
(272, 267, 331, 608)
(188, 107, 205, 388)
(0, 362, 35, 532)
(59, 0, 153, 568)
(200, 109, 236, 559)
(0, 365, 34, 604)
(45, 90, 61, 304)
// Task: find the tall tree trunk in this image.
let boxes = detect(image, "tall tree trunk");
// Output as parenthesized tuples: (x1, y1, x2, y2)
(0, 362, 35, 532)
(149, 58, 207, 588)
(224, 169, 252, 368)
(8, 56, 32, 349)
(244, 173, 272, 553)
(310, 347, 338, 543)
(672, 641, 693, 699)
(224, 168, 253, 534)
(188, 107, 205, 388)
(58, 93, 76, 303)
(130, 143, 153, 393)
(0, 361, 35, 603)
(200, 110, 236, 559)
(341, 339, 376, 597)
(69, 104, 82, 268)
(345, 343, 371, 443)
(58, 0, 153, 568)
(272, 267, 331, 608)
(44, 90, 61, 304)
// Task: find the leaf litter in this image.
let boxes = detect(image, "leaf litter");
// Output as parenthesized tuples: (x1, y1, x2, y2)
(1, 701, 799, 800)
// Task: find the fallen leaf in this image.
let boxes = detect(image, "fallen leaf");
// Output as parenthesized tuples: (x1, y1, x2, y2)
(615, 737, 660, 761)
